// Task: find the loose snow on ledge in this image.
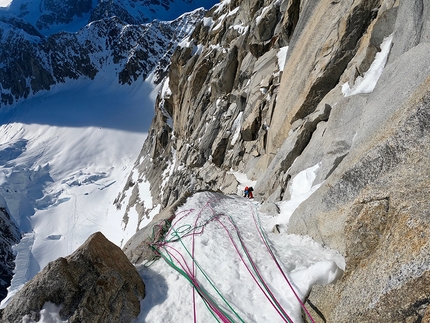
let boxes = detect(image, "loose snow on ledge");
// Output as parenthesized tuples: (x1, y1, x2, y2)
(271, 162, 322, 230)
(22, 302, 67, 323)
(277, 46, 289, 72)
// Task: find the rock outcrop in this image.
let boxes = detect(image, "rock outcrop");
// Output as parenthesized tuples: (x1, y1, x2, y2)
(123, 191, 193, 264)
(0, 232, 145, 323)
(119, 0, 430, 321)
(0, 196, 20, 302)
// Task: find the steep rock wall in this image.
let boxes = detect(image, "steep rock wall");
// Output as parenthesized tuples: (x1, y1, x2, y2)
(284, 0, 430, 320)
(117, 0, 294, 219)
(120, 0, 396, 223)
(122, 0, 430, 321)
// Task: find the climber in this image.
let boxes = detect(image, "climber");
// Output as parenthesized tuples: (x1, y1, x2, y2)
(248, 186, 254, 199)
(244, 186, 249, 198)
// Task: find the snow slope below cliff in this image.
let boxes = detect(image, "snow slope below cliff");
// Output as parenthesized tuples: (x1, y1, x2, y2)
(0, 74, 159, 306)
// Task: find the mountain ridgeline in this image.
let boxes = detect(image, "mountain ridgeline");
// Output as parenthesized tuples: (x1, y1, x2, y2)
(0, 10, 205, 106)
(119, 0, 430, 321)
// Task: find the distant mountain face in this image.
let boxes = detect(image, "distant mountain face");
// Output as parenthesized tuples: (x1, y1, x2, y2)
(1, 0, 218, 34)
(0, 5, 205, 107)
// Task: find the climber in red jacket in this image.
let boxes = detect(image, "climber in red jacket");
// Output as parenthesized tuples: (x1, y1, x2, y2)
(244, 186, 254, 198)
(248, 186, 254, 199)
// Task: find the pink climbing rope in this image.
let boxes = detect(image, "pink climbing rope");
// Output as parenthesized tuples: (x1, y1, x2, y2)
(249, 206, 315, 323)
(215, 215, 294, 323)
(151, 196, 312, 323)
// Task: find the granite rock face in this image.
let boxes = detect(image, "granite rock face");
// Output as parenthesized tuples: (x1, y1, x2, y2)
(120, 0, 430, 321)
(287, 43, 430, 322)
(0, 232, 145, 323)
(116, 0, 293, 217)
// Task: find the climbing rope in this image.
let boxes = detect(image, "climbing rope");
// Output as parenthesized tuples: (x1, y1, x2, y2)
(150, 201, 244, 323)
(213, 213, 294, 323)
(147, 197, 313, 323)
(250, 205, 315, 323)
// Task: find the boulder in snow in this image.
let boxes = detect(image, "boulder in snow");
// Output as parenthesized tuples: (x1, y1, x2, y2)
(0, 232, 145, 323)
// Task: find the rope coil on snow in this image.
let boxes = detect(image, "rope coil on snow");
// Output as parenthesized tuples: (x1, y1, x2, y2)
(147, 197, 314, 323)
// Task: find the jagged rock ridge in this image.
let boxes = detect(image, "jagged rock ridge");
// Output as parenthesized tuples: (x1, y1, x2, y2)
(116, 0, 294, 217)
(1, 0, 217, 33)
(0, 10, 204, 107)
(120, 0, 430, 321)
(0, 196, 20, 302)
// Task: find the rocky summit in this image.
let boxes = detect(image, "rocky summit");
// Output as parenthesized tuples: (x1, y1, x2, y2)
(117, 0, 430, 321)
(0, 232, 145, 323)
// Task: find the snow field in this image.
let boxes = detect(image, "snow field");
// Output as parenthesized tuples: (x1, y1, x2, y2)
(0, 75, 159, 307)
(136, 190, 344, 323)
(270, 163, 322, 231)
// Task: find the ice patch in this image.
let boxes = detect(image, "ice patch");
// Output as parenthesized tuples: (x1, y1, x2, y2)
(230, 111, 243, 146)
(277, 46, 289, 72)
(342, 34, 394, 97)
(271, 163, 322, 229)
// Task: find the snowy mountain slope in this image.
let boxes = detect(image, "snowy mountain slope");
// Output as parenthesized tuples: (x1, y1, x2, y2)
(0, 0, 218, 35)
(0, 9, 203, 108)
(0, 74, 160, 306)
